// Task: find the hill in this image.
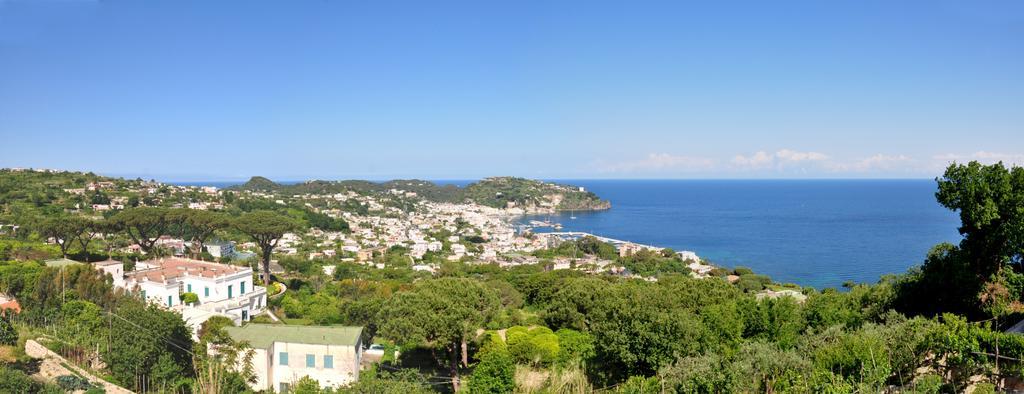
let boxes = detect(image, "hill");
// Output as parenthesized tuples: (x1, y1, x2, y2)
(227, 176, 610, 211)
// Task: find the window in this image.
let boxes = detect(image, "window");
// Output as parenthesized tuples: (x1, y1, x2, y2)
(141, 290, 146, 300)
(228, 285, 233, 299)
(242, 310, 248, 321)
(240, 281, 246, 294)
(323, 355, 333, 369)
(279, 352, 289, 365)
(279, 382, 290, 393)
(187, 283, 192, 293)
(204, 287, 209, 297)
(167, 295, 173, 307)
(306, 354, 315, 368)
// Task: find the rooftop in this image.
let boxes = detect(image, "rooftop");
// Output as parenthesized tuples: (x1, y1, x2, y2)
(44, 258, 84, 268)
(224, 324, 362, 348)
(93, 259, 123, 267)
(127, 257, 249, 283)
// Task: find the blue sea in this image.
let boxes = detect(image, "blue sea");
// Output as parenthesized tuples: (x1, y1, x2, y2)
(173, 179, 962, 289)
(519, 180, 962, 289)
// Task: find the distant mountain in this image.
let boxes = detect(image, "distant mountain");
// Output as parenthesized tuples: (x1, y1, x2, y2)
(234, 176, 279, 191)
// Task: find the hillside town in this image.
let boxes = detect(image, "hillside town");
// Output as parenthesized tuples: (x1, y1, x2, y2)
(0, 168, 741, 394)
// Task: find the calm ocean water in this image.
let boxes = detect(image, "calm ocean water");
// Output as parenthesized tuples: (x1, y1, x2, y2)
(173, 179, 962, 289)
(522, 180, 962, 289)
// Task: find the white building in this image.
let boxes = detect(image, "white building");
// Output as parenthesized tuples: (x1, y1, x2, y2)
(205, 240, 236, 259)
(223, 324, 363, 392)
(96, 257, 267, 323)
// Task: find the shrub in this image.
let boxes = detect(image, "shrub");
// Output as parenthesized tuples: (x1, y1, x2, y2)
(0, 314, 16, 346)
(507, 326, 560, 366)
(736, 274, 771, 292)
(617, 375, 660, 394)
(56, 375, 92, 391)
(911, 374, 943, 394)
(0, 366, 41, 393)
(468, 345, 515, 393)
(555, 328, 594, 366)
(179, 292, 199, 305)
(733, 266, 754, 276)
(292, 375, 322, 393)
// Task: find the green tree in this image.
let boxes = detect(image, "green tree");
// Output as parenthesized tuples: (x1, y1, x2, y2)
(102, 298, 194, 390)
(74, 217, 105, 257)
(233, 211, 301, 285)
(936, 161, 1024, 277)
(110, 207, 171, 252)
(377, 277, 500, 391)
(193, 316, 255, 394)
(543, 277, 606, 331)
(167, 209, 229, 260)
(35, 214, 84, 258)
(590, 281, 709, 383)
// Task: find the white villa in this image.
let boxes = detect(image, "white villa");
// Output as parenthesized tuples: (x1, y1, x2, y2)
(204, 240, 236, 259)
(223, 324, 363, 392)
(95, 257, 267, 325)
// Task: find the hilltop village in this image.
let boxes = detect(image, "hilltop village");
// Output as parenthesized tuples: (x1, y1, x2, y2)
(0, 168, 709, 277)
(6, 164, 1017, 393)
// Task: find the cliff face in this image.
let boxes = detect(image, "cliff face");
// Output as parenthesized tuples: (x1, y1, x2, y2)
(556, 197, 612, 211)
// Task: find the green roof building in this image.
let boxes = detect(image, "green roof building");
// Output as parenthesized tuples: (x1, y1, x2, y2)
(223, 324, 363, 392)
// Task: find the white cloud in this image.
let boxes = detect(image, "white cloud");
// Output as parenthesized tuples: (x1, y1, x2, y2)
(731, 149, 829, 170)
(595, 149, 1014, 177)
(776, 149, 829, 162)
(598, 153, 715, 173)
(933, 151, 1024, 166)
(827, 154, 913, 172)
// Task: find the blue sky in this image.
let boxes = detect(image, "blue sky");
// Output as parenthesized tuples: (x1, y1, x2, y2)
(1, 0, 1022, 181)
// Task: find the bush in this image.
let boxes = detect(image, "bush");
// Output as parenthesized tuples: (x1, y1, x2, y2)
(733, 266, 754, 276)
(179, 292, 199, 305)
(506, 326, 560, 366)
(468, 345, 515, 393)
(911, 374, 943, 394)
(555, 328, 594, 366)
(0, 314, 16, 346)
(56, 375, 92, 391)
(0, 366, 41, 393)
(617, 375, 660, 393)
(736, 274, 771, 292)
(972, 382, 996, 394)
(292, 375, 322, 394)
